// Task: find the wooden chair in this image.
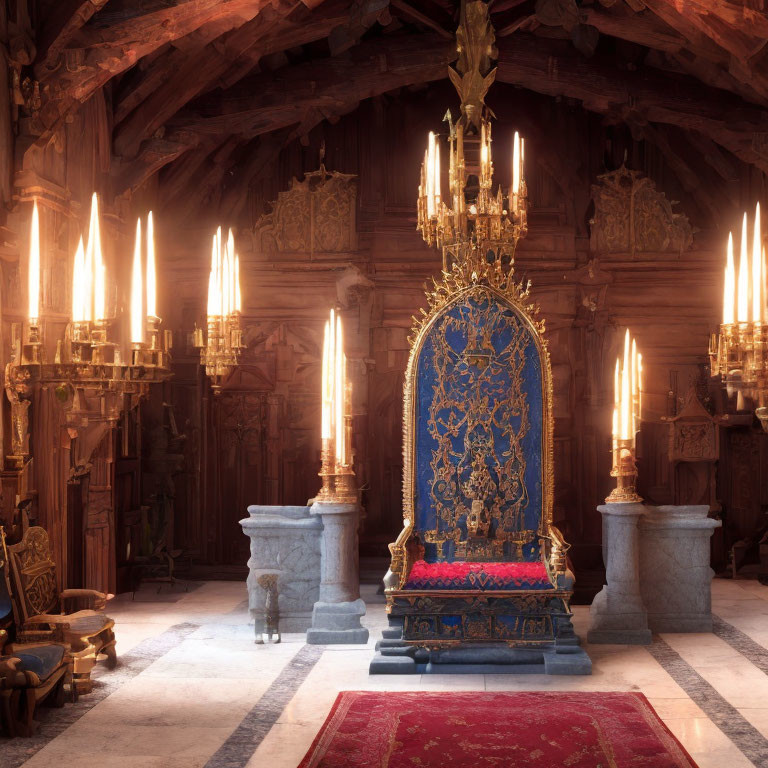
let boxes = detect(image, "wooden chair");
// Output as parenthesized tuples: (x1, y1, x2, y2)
(0, 628, 72, 737)
(0, 528, 73, 737)
(4, 526, 116, 694)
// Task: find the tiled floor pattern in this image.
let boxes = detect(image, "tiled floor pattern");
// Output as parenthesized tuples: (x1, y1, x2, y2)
(3, 578, 768, 768)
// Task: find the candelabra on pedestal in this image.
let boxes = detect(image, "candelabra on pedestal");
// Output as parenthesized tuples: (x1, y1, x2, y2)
(607, 329, 643, 504)
(306, 306, 367, 645)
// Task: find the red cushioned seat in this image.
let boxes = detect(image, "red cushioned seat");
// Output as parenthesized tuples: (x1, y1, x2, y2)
(403, 560, 553, 591)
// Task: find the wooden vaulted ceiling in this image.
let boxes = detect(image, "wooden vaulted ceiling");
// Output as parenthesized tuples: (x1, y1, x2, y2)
(29, 0, 768, 215)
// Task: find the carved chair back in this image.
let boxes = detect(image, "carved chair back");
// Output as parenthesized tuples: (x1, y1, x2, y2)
(405, 285, 553, 564)
(0, 528, 15, 636)
(6, 527, 59, 624)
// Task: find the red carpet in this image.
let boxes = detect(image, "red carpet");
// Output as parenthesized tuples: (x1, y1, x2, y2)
(298, 691, 698, 767)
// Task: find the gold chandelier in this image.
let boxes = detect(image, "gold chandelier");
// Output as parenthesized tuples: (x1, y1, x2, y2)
(709, 203, 768, 430)
(7, 194, 172, 467)
(194, 227, 243, 386)
(417, 0, 527, 271)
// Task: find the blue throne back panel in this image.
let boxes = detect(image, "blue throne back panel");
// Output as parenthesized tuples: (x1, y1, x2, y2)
(413, 289, 544, 563)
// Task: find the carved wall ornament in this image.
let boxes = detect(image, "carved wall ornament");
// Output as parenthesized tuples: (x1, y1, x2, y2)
(253, 165, 357, 256)
(667, 386, 718, 463)
(589, 164, 693, 256)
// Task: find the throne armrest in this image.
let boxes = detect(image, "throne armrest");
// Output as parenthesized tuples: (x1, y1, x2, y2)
(0, 656, 28, 688)
(20, 614, 71, 643)
(60, 588, 109, 611)
(385, 519, 422, 591)
(543, 525, 573, 588)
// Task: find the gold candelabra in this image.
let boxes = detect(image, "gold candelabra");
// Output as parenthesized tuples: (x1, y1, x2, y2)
(194, 227, 243, 387)
(417, 1, 528, 271)
(317, 307, 356, 502)
(6, 196, 172, 468)
(709, 204, 768, 430)
(607, 329, 643, 503)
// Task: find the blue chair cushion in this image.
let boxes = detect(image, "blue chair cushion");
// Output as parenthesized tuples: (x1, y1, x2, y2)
(12, 645, 65, 681)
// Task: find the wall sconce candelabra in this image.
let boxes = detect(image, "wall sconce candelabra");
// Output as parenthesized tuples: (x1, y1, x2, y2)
(709, 203, 768, 431)
(6, 194, 172, 467)
(317, 308, 355, 502)
(194, 227, 243, 387)
(417, 2, 528, 272)
(607, 329, 643, 503)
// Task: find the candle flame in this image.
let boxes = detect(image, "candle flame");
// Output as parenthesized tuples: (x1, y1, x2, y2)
(621, 329, 630, 440)
(754, 202, 763, 323)
(612, 329, 642, 444)
(738, 212, 749, 322)
(724, 231, 735, 325)
(147, 210, 156, 318)
(72, 237, 86, 323)
(29, 200, 40, 321)
(512, 131, 520, 196)
(130, 218, 144, 344)
(86, 192, 103, 323)
(335, 313, 344, 465)
(234, 254, 241, 313)
(321, 319, 331, 440)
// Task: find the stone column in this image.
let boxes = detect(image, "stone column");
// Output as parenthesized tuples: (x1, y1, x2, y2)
(239, 505, 322, 636)
(588, 502, 651, 645)
(639, 505, 721, 632)
(306, 500, 369, 644)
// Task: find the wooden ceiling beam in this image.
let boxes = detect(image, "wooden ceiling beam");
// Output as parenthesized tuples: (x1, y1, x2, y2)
(114, 32, 455, 194)
(494, 34, 768, 173)
(114, 0, 362, 159)
(649, 0, 768, 44)
(31, 0, 272, 149)
(389, 0, 453, 39)
(168, 32, 454, 138)
(35, 0, 111, 76)
(581, 6, 686, 53)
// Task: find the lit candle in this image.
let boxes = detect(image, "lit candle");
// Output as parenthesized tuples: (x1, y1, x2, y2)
(434, 139, 441, 210)
(612, 357, 620, 446)
(637, 352, 643, 426)
(227, 229, 236, 317)
(334, 312, 344, 465)
(94, 258, 106, 323)
(28, 200, 40, 322)
(207, 235, 218, 318)
(724, 232, 735, 325)
(426, 133, 435, 218)
(631, 337, 637, 435)
(130, 218, 144, 344)
(753, 202, 762, 323)
(520, 137, 525, 182)
(321, 318, 331, 441)
(234, 254, 241, 314)
(512, 131, 520, 198)
(72, 237, 86, 323)
(738, 212, 749, 323)
(146, 211, 156, 319)
(85, 192, 101, 323)
(621, 329, 630, 440)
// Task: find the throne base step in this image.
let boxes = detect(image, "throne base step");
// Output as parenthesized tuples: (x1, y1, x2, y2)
(369, 643, 592, 676)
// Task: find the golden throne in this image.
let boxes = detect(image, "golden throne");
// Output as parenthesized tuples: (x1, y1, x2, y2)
(371, 256, 591, 674)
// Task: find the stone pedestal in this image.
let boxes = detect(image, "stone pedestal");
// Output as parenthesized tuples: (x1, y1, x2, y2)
(588, 502, 652, 645)
(239, 505, 322, 635)
(639, 505, 721, 632)
(306, 500, 369, 644)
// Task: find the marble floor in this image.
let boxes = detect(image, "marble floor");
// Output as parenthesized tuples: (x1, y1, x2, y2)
(4, 578, 768, 768)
